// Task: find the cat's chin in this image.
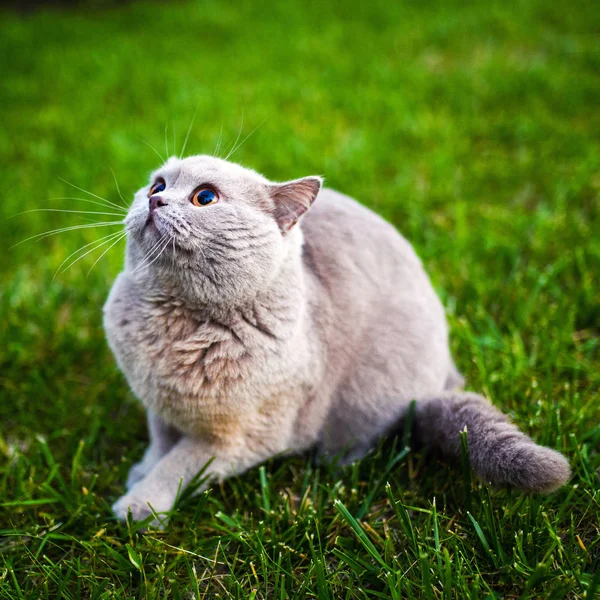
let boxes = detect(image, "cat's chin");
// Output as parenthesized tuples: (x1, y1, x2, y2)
(136, 221, 172, 249)
(139, 217, 191, 252)
(142, 217, 161, 235)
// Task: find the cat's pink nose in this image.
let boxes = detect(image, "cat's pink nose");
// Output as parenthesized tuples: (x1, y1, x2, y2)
(149, 195, 167, 212)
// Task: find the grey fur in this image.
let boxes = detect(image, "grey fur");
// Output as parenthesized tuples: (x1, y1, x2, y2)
(104, 155, 570, 524)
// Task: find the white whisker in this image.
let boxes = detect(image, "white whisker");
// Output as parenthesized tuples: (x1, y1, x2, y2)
(132, 236, 169, 276)
(223, 113, 244, 161)
(142, 232, 167, 261)
(87, 231, 128, 276)
(172, 124, 176, 160)
(194, 238, 211, 272)
(180, 103, 201, 159)
(109, 168, 130, 208)
(214, 121, 224, 158)
(12, 208, 125, 218)
(144, 235, 170, 267)
(137, 137, 166, 163)
(47, 197, 128, 213)
(11, 221, 124, 249)
(58, 178, 128, 213)
(165, 124, 169, 158)
(131, 234, 167, 275)
(225, 118, 265, 161)
(142, 236, 171, 272)
(53, 230, 125, 280)
(73, 216, 116, 224)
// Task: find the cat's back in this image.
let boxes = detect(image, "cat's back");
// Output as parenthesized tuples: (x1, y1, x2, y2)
(302, 188, 435, 301)
(300, 187, 451, 407)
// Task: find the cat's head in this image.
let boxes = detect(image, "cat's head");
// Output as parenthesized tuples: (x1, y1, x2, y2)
(124, 155, 322, 305)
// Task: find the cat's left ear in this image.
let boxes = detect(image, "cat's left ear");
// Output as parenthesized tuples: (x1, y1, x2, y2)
(268, 176, 323, 233)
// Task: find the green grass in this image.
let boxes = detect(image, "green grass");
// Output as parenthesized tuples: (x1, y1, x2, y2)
(1, 0, 599, 597)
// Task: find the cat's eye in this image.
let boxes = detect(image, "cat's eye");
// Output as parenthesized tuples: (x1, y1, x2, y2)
(191, 188, 218, 207)
(149, 178, 166, 197)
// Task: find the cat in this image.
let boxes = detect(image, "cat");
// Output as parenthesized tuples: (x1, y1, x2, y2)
(104, 154, 570, 524)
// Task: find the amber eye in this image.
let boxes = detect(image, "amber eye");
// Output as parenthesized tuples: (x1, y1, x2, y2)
(191, 188, 218, 207)
(148, 178, 166, 197)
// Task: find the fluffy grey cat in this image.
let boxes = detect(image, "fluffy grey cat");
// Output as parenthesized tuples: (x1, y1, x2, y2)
(104, 155, 570, 524)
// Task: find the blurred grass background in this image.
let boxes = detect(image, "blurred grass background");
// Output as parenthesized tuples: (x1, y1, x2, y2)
(1, 0, 599, 598)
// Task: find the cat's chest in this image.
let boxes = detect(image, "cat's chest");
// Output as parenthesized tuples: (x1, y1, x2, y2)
(116, 304, 256, 393)
(105, 281, 307, 433)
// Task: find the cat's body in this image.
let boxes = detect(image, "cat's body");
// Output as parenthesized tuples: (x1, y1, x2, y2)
(105, 155, 570, 523)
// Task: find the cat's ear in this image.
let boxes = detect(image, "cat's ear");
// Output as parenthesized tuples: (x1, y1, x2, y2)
(269, 176, 323, 233)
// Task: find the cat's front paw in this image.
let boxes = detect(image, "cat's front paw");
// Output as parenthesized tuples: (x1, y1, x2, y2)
(112, 494, 153, 523)
(112, 488, 172, 528)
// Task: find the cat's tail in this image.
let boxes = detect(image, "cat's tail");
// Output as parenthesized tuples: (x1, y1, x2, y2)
(413, 391, 570, 493)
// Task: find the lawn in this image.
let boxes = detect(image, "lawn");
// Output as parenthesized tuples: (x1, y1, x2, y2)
(1, 0, 599, 597)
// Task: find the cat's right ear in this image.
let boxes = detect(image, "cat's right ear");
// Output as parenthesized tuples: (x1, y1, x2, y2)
(268, 176, 323, 233)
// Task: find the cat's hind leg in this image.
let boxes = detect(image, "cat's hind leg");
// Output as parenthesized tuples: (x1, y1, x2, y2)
(413, 391, 570, 493)
(125, 411, 182, 490)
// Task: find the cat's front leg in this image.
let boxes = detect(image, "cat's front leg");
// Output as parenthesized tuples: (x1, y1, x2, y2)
(125, 411, 182, 490)
(112, 434, 269, 525)
(113, 436, 216, 525)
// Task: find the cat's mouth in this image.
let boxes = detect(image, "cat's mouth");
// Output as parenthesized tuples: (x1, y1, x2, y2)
(142, 213, 166, 237)
(133, 208, 193, 252)
(144, 212, 156, 229)
(138, 213, 166, 245)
